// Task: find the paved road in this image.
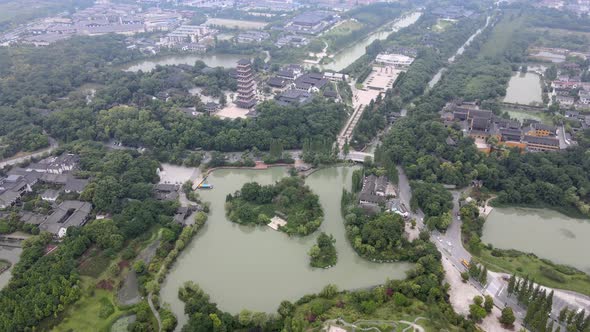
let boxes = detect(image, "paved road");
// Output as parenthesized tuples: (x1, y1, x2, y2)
(0, 136, 58, 169)
(420, 185, 590, 325)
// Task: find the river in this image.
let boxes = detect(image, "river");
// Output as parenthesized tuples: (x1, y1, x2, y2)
(503, 72, 543, 105)
(160, 166, 412, 327)
(314, 12, 422, 72)
(123, 53, 245, 72)
(122, 13, 421, 74)
(428, 16, 492, 88)
(482, 207, 590, 273)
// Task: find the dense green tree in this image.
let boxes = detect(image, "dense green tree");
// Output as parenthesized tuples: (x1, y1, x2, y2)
(500, 307, 516, 326)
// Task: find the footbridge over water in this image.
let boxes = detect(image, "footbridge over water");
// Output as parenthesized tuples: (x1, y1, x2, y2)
(344, 151, 374, 163)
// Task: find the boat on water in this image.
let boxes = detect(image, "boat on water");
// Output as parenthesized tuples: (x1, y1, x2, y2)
(197, 183, 213, 189)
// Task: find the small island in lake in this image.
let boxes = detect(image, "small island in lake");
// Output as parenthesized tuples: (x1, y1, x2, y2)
(309, 232, 337, 268)
(225, 176, 323, 236)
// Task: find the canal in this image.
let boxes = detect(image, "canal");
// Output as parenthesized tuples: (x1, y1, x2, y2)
(122, 13, 422, 74)
(159, 166, 413, 327)
(428, 16, 492, 88)
(317, 12, 422, 72)
(482, 207, 590, 274)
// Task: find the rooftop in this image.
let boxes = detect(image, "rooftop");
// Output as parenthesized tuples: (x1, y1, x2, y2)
(40, 200, 92, 236)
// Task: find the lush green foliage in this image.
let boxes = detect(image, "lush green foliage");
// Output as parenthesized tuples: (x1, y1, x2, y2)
(323, 3, 405, 52)
(0, 35, 138, 158)
(341, 189, 439, 262)
(178, 251, 478, 332)
(226, 177, 323, 236)
(308, 232, 337, 268)
(375, 9, 590, 218)
(0, 143, 178, 330)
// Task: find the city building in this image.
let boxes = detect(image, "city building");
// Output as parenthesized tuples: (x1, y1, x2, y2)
(287, 11, 339, 35)
(0, 175, 33, 209)
(154, 183, 180, 201)
(276, 89, 312, 106)
(359, 175, 388, 206)
(237, 30, 270, 43)
(441, 101, 567, 152)
(267, 76, 289, 89)
(523, 135, 560, 151)
(26, 154, 79, 174)
(556, 95, 575, 107)
(375, 53, 415, 67)
(41, 189, 60, 202)
(579, 90, 590, 104)
(39, 200, 92, 238)
(527, 123, 557, 137)
(236, 59, 257, 109)
(160, 25, 216, 46)
(294, 72, 329, 92)
(275, 35, 309, 48)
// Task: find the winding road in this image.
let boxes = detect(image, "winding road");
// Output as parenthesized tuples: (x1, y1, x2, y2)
(0, 136, 58, 169)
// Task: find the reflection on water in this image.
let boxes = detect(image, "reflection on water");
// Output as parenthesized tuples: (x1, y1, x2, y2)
(123, 53, 245, 72)
(482, 207, 590, 273)
(503, 72, 543, 105)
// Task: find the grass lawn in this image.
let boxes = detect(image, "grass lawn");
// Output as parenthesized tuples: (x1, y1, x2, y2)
(503, 109, 553, 124)
(0, 260, 10, 270)
(292, 293, 462, 332)
(48, 227, 163, 331)
(432, 19, 455, 33)
(474, 247, 590, 296)
(79, 248, 113, 278)
(50, 277, 131, 332)
(479, 15, 527, 59)
(323, 20, 364, 39)
(322, 20, 365, 53)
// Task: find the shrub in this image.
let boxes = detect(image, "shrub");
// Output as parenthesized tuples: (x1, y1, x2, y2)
(539, 266, 566, 283)
(98, 298, 115, 318)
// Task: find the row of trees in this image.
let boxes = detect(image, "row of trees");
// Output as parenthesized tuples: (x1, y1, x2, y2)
(506, 273, 589, 332)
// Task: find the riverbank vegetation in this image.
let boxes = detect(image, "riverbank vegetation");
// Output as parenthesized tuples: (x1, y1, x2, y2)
(177, 249, 480, 331)
(322, 3, 405, 53)
(308, 232, 337, 268)
(226, 177, 323, 236)
(460, 202, 590, 296)
(341, 189, 439, 262)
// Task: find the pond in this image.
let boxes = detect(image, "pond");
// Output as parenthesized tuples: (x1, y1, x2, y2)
(482, 207, 590, 273)
(122, 53, 245, 72)
(503, 72, 543, 105)
(159, 166, 413, 327)
(504, 109, 548, 123)
(316, 12, 422, 72)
